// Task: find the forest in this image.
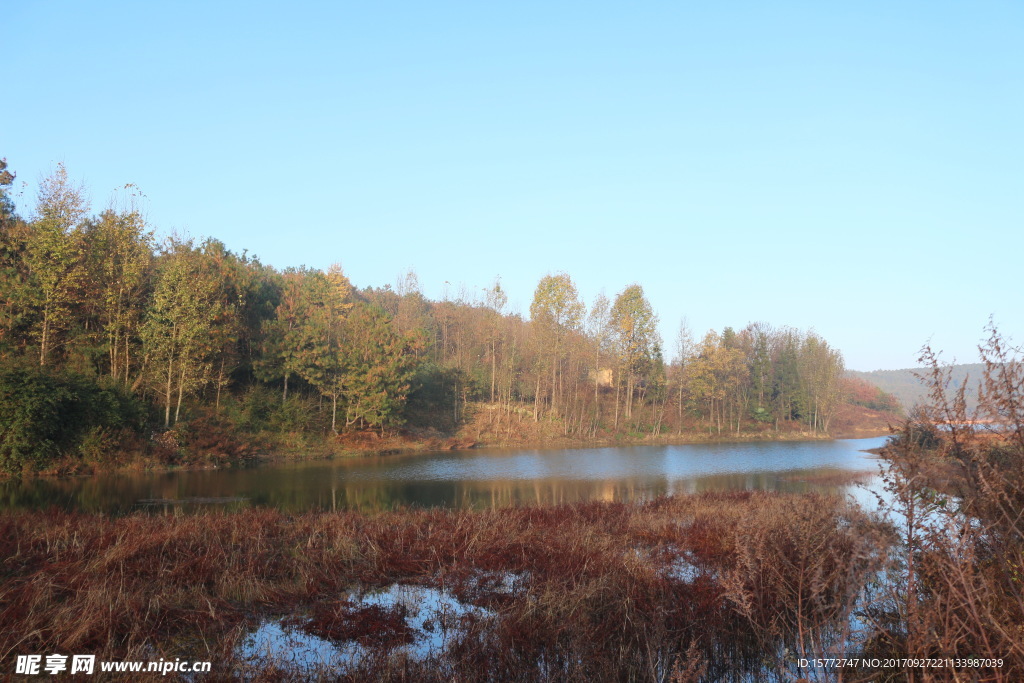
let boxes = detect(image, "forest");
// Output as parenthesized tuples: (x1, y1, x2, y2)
(0, 160, 888, 473)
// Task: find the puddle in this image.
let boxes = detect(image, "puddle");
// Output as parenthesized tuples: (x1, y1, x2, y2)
(633, 544, 709, 583)
(663, 556, 703, 582)
(239, 583, 495, 673)
(239, 621, 349, 672)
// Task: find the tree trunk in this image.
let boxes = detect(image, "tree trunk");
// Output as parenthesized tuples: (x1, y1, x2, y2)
(216, 356, 225, 410)
(534, 373, 541, 422)
(110, 330, 118, 381)
(550, 359, 557, 418)
(625, 373, 633, 419)
(331, 393, 338, 434)
(678, 382, 683, 435)
(39, 305, 50, 366)
(174, 363, 187, 425)
(490, 337, 496, 403)
(124, 335, 132, 388)
(164, 355, 174, 428)
(614, 369, 621, 432)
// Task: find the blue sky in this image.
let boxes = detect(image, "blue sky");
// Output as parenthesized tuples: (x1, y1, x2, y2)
(5, 1, 1022, 370)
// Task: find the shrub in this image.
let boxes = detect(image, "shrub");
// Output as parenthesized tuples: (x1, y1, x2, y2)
(176, 409, 256, 463)
(874, 325, 1024, 677)
(0, 367, 147, 473)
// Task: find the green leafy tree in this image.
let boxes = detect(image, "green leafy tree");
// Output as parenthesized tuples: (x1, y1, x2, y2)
(26, 163, 89, 366)
(296, 264, 354, 433)
(0, 367, 145, 473)
(771, 328, 802, 426)
(337, 302, 420, 433)
(255, 268, 305, 402)
(141, 237, 224, 427)
(0, 158, 16, 226)
(199, 239, 261, 409)
(79, 203, 154, 384)
(259, 266, 351, 406)
(743, 322, 773, 419)
(0, 159, 32, 354)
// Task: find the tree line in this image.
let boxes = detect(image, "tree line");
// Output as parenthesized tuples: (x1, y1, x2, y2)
(0, 160, 851, 463)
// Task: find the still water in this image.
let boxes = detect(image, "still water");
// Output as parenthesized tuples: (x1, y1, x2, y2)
(0, 436, 889, 514)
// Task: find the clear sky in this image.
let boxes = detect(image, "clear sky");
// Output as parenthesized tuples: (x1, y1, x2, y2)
(4, 1, 1022, 371)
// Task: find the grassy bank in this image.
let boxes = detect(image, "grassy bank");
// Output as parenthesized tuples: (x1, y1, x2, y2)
(2, 396, 894, 479)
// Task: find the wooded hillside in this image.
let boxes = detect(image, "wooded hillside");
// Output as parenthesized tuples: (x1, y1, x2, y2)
(846, 364, 985, 412)
(0, 160, 895, 472)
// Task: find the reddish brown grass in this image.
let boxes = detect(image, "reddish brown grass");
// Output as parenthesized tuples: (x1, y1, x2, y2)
(0, 493, 888, 681)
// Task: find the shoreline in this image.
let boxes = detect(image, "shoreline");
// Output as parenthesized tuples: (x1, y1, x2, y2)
(4, 427, 893, 480)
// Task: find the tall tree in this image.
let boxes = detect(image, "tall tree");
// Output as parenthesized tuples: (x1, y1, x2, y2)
(529, 273, 584, 418)
(673, 318, 695, 434)
(743, 322, 774, 419)
(0, 159, 31, 353)
(391, 269, 432, 339)
(587, 292, 614, 431)
(771, 328, 802, 428)
(295, 264, 353, 433)
(336, 302, 420, 433)
(192, 239, 255, 412)
(689, 331, 722, 432)
(256, 267, 332, 403)
(0, 158, 16, 227)
(27, 163, 89, 366)
(797, 332, 844, 432)
(79, 203, 153, 384)
(141, 237, 223, 427)
(484, 278, 508, 403)
(610, 284, 658, 421)
(716, 329, 748, 435)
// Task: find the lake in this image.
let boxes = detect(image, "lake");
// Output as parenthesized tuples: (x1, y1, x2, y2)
(0, 436, 889, 513)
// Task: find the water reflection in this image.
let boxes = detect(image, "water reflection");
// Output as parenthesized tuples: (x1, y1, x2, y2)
(0, 437, 889, 514)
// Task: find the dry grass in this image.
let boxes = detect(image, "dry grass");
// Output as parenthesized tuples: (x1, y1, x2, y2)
(0, 493, 891, 681)
(863, 326, 1024, 682)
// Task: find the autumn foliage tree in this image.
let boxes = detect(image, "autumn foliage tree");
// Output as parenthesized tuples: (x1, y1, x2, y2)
(530, 273, 584, 420)
(610, 284, 658, 425)
(0, 158, 878, 466)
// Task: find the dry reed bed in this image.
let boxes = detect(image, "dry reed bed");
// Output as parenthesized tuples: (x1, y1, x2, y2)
(0, 493, 890, 681)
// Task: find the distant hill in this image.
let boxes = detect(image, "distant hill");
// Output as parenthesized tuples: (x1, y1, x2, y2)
(846, 364, 987, 412)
